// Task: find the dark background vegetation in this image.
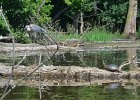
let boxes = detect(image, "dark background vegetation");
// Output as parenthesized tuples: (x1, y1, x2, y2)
(0, 0, 140, 42)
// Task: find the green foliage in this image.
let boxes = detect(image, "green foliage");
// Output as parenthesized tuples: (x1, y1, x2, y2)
(96, 0, 128, 31)
(12, 30, 31, 44)
(0, 0, 53, 28)
(65, 0, 94, 11)
(0, 0, 139, 43)
(63, 0, 129, 33)
(0, 16, 9, 36)
(65, 0, 74, 5)
(64, 0, 95, 16)
(22, 0, 53, 24)
(57, 33, 81, 42)
(0, 0, 53, 42)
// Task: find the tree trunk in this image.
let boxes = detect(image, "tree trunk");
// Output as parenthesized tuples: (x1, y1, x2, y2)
(123, 0, 137, 39)
(73, 13, 79, 34)
(80, 11, 84, 34)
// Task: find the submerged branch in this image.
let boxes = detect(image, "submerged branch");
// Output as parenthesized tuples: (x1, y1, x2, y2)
(15, 55, 26, 68)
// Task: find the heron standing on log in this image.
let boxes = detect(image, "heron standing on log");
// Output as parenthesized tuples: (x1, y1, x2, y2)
(25, 24, 59, 53)
(25, 24, 53, 43)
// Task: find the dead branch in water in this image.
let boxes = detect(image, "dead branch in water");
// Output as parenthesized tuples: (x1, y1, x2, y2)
(119, 55, 139, 72)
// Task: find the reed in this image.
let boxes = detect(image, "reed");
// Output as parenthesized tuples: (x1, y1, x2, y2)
(56, 27, 123, 42)
(83, 28, 123, 42)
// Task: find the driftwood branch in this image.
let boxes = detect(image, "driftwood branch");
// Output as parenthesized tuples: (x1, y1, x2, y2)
(1, 9, 16, 100)
(15, 55, 27, 68)
(119, 55, 138, 72)
(119, 61, 133, 72)
(38, 53, 42, 100)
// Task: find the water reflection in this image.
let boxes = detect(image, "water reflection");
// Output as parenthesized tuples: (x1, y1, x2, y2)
(103, 82, 121, 89)
(0, 85, 140, 100)
(1, 48, 140, 70)
(51, 50, 127, 69)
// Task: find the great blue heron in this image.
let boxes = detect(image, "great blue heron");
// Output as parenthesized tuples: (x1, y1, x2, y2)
(25, 24, 51, 43)
(24, 24, 59, 52)
(25, 24, 45, 33)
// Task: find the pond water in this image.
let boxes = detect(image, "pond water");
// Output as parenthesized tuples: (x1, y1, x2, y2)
(0, 85, 140, 100)
(0, 48, 140, 99)
(11, 48, 140, 70)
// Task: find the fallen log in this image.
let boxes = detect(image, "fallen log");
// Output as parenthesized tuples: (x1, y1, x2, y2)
(0, 63, 140, 80)
(0, 36, 13, 42)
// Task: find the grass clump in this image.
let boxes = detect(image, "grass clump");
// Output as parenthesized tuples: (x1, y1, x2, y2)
(56, 27, 124, 42)
(56, 33, 81, 42)
(83, 28, 123, 42)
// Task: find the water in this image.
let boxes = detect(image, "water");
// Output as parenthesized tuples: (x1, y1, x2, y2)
(0, 48, 140, 99)
(0, 84, 140, 100)
(4, 50, 127, 67)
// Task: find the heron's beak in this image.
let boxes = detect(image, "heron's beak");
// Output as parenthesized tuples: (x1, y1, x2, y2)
(24, 25, 30, 37)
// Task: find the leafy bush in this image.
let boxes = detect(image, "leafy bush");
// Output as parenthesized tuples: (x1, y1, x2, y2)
(12, 30, 31, 44)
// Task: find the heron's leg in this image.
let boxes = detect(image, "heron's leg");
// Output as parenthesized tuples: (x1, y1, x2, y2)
(32, 32, 37, 43)
(28, 32, 34, 43)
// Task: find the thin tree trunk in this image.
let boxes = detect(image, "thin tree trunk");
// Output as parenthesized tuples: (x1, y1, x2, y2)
(74, 13, 79, 34)
(80, 11, 84, 34)
(123, 0, 137, 39)
(37, 0, 46, 19)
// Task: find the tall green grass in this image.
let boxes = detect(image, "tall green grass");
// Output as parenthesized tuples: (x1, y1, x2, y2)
(56, 33, 81, 42)
(56, 27, 124, 42)
(83, 28, 123, 42)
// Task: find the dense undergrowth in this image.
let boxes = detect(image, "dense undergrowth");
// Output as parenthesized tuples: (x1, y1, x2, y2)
(13, 27, 125, 44)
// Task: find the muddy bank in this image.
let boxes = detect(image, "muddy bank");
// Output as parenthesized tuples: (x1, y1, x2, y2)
(0, 42, 78, 53)
(0, 78, 140, 87)
(1, 40, 140, 56)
